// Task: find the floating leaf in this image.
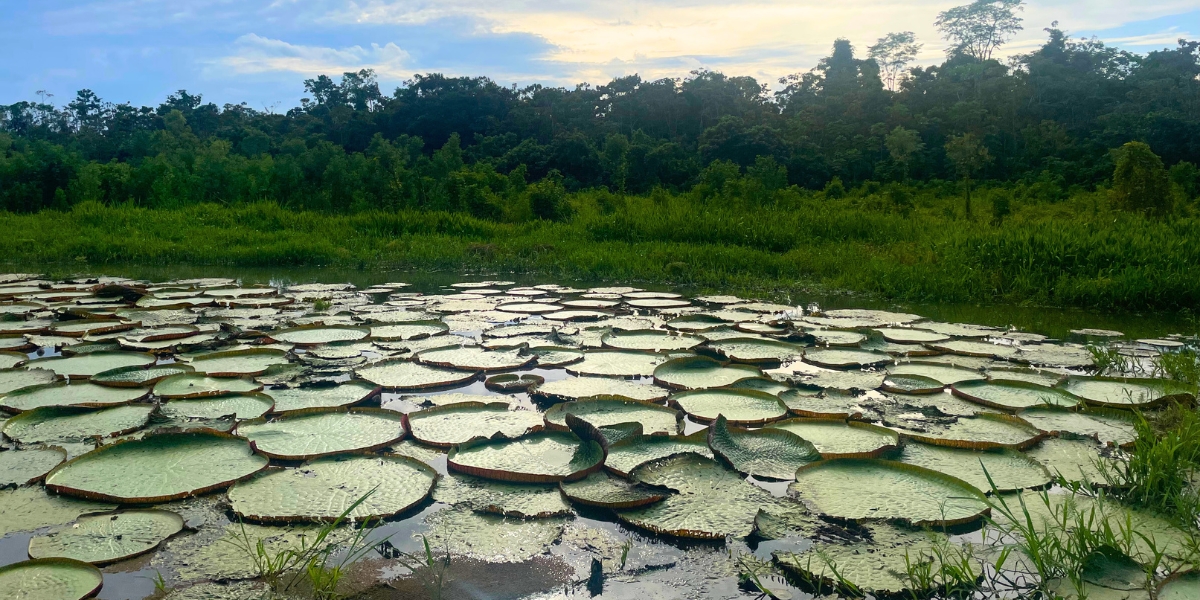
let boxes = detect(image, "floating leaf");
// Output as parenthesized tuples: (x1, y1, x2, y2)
(952, 379, 1082, 411)
(567, 350, 667, 378)
(803, 348, 891, 370)
(0, 368, 59, 395)
(448, 430, 605, 483)
(188, 348, 289, 377)
(671, 388, 789, 424)
(0, 558, 104, 600)
(530, 376, 668, 403)
(899, 414, 1044, 450)
(355, 358, 479, 390)
(260, 381, 380, 413)
(652, 356, 761, 390)
(28, 352, 156, 379)
(767, 418, 899, 458)
(707, 415, 819, 480)
(601, 329, 704, 352)
(544, 398, 681, 435)
(898, 444, 1051, 493)
(706, 337, 805, 364)
(0, 382, 149, 412)
(161, 393, 274, 420)
(267, 326, 369, 346)
(1018, 406, 1137, 448)
(604, 430, 712, 477)
(236, 408, 407, 460)
(407, 402, 544, 447)
(433, 472, 572, 518)
(2, 404, 154, 444)
(1062, 376, 1193, 409)
(560, 471, 666, 509)
(154, 374, 263, 399)
(889, 362, 982, 386)
(90, 363, 194, 388)
(415, 345, 534, 372)
(28, 509, 184, 564)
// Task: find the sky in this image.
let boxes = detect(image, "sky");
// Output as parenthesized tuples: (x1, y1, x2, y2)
(1, 1, 1198, 110)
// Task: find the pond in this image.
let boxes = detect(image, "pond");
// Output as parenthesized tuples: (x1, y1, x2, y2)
(0, 270, 1197, 600)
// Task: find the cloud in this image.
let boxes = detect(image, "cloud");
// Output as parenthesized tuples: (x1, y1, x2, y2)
(215, 33, 411, 78)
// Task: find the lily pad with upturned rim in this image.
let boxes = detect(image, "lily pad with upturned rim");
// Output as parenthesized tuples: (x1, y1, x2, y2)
(898, 413, 1045, 450)
(952, 379, 1082, 411)
(707, 415, 819, 480)
(670, 388, 789, 424)
(260, 381, 381, 413)
(767, 418, 899, 458)
(543, 398, 681, 435)
(90, 363, 194, 388)
(0, 381, 150, 412)
(236, 408, 408, 460)
(0, 558, 104, 600)
(652, 356, 761, 390)
(154, 374, 264, 399)
(530, 377, 668, 404)
(566, 350, 668, 378)
(888, 362, 982, 386)
(559, 471, 666, 509)
(484, 373, 544, 392)
(28, 509, 185, 565)
(355, 358, 479, 391)
(1018, 406, 1137, 448)
(188, 348, 289, 377)
(881, 374, 945, 394)
(26, 352, 157, 379)
(267, 326, 370, 347)
(803, 348, 891, 370)
(1061, 376, 1193, 409)
(897, 444, 1052, 493)
(161, 393, 275, 421)
(0, 446, 67, 486)
(604, 430, 713, 477)
(2, 404, 155, 444)
(705, 337, 805, 364)
(600, 329, 704, 352)
(407, 402, 544, 447)
(447, 420, 606, 484)
(415, 345, 535, 372)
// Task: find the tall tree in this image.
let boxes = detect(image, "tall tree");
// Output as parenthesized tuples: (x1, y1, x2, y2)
(869, 32, 922, 91)
(1112, 142, 1173, 216)
(946, 133, 993, 216)
(936, 0, 1024, 61)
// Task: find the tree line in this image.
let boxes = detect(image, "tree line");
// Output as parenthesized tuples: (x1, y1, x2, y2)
(1, 0, 1198, 218)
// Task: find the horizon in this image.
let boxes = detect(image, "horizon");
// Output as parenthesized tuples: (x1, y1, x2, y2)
(2, 1, 1198, 110)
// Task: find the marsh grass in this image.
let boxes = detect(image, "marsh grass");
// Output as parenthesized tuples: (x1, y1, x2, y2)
(1098, 406, 1200, 527)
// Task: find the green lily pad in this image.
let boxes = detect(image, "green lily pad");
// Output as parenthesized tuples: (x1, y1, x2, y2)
(0, 369, 59, 395)
(706, 337, 805, 364)
(778, 388, 873, 419)
(188, 349, 289, 377)
(28, 509, 185, 564)
(566, 350, 667, 378)
(415, 345, 534, 372)
(604, 430, 713, 477)
(1016, 344, 1095, 368)
(2, 404, 154, 444)
(484, 373, 544, 392)
(899, 414, 1044, 450)
(601, 329, 704, 352)
(408, 402, 544, 447)
(0, 558, 104, 600)
(0, 350, 27, 369)
(889, 362, 982, 385)
(0, 382, 149, 412)
(898, 444, 1051, 493)
(881, 374, 945, 394)
(154, 374, 264, 399)
(433, 472, 572, 518)
(544, 398, 681, 435)
(767, 418, 899, 458)
(1019, 406, 1137, 447)
(421, 508, 567, 563)
(526, 346, 585, 368)
(1159, 571, 1200, 600)
(1024, 437, 1117, 486)
(986, 367, 1066, 388)
(0, 447, 67, 486)
(530, 376, 668, 403)
(619, 453, 779, 539)
(671, 388, 789, 424)
(725, 377, 792, 395)
(161, 393, 274, 420)
(560, 471, 666, 509)
(652, 356, 761, 390)
(355, 358, 479, 390)
(1062, 376, 1193, 409)
(666, 314, 731, 332)
(260, 381, 380, 413)
(417, 392, 499, 407)
(45, 431, 268, 503)
(708, 415, 819, 480)
(803, 348, 891, 370)
(27, 352, 157, 379)
(236, 408, 408, 460)
(875, 328, 950, 344)
(448, 426, 606, 484)
(90, 363, 195, 388)
(789, 459, 989, 526)
(0, 486, 117, 536)
(952, 379, 1082, 411)
(369, 321, 448, 341)
(228, 455, 437, 522)
(267, 326, 370, 346)
(927, 339, 1018, 359)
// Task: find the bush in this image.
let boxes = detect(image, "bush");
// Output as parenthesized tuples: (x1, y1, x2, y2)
(527, 170, 571, 221)
(1112, 142, 1173, 216)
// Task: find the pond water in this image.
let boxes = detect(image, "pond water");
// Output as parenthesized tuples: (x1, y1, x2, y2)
(0, 270, 1196, 600)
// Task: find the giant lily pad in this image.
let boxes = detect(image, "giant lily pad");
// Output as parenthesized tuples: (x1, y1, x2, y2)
(559, 471, 666, 509)
(1024, 437, 1117, 486)
(671, 388, 789, 424)
(0, 382, 149, 412)
(355, 358, 479, 390)
(875, 328, 950, 344)
(1159, 571, 1200, 600)
(369, 321, 448, 341)
(0, 369, 59, 395)
(228, 455, 437, 522)
(789, 459, 989, 526)
(889, 362, 982, 386)
(952, 379, 1082, 411)
(1018, 406, 1137, 448)
(0, 447, 66, 486)
(45, 431, 268, 503)
(708, 415, 819, 480)
(803, 348, 891, 370)
(1016, 344, 1095, 368)
(779, 388, 876, 419)
(90, 363, 194, 388)
(447, 420, 606, 483)
(899, 414, 1045, 450)
(1062, 376, 1193, 409)
(706, 338, 805, 364)
(898, 444, 1051, 493)
(566, 350, 667, 378)
(188, 349, 289, 377)
(619, 453, 779, 539)
(28, 509, 184, 564)
(415, 345, 534, 373)
(544, 398, 681, 435)
(154, 374, 263, 399)
(2, 404, 154, 444)
(601, 329, 704, 352)
(652, 356, 761, 390)
(27, 352, 157, 379)
(530, 376, 668, 403)
(408, 402, 544, 447)
(237, 409, 407, 460)
(261, 381, 380, 413)
(0, 486, 116, 536)
(604, 430, 712, 477)
(0, 558, 104, 600)
(161, 393, 274, 420)
(433, 472, 572, 518)
(267, 326, 369, 346)
(927, 339, 1019, 359)
(881, 373, 945, 394)
(767, 418, 899, 458)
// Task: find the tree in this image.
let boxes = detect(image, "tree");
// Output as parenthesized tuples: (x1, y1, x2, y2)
(936, 0, 1024, 61)
(1112, 142, 1173, 216)
(869, 32, 922, 91)
(945, 133, 993, 217)
(885, 126, 924, 179)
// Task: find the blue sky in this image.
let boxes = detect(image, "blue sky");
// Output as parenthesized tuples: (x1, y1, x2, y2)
(2, 1, 1197, 110)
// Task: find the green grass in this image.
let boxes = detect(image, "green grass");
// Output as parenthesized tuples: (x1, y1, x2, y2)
(3, 185, 1200, 311)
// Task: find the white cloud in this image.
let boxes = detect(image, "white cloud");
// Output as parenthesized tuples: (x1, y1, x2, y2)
(215, 33, 411, 78)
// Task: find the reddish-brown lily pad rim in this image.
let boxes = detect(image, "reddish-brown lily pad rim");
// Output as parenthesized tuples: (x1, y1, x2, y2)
(0, 558, 104, 599)
(265, 380, 383, 415)
(187, 348, 290, 378)
(26, 509, 186, 565)
(265, 325, 371, 347)
(0, 381, 152, 413)
(406, 401, 541, 448)
(901, 413, 1046, 451)
(767, 417, 900, 459)
(235, 407, 410, 461)
(558, 474, 668, 510)
(446, 415, 608, 484)
(90, 363, 196, 389)
(951, 379, 1084, 413)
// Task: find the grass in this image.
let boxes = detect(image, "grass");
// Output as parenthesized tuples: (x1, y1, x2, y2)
(3, 186, 1200, 311)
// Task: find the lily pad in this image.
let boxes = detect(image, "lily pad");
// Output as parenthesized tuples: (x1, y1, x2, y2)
(484, 373, 544, 392)
(1018, 406, 1137, 447)
(604, 430, 713, 477)
(889, 362, 982, 385)
(779, 388, 874, 419)
(45, 431, 268, 503)
(0, 382, 149, 412)
(355, 358, 479, 390)
(369, 321, 448, 341)
(161, 393, 274, 420)
(881, 374, 945, 394)
(267, 326, 369, 346)
(1159, 570, 1200, 600)
(27, 352, 157, 379)
(789, 459, 989, 526)
(803, 348, 891, 370)
(421, 508, 567, 563)
(952, 379, 1082, 411)
(652, 356, 761, 390)
(236, 408, 408, 460)
(666, 314, 731, 332)
(899, 414, 1045, 450)
(986, 367, 1066, 387)
(90, 363, 194, 388)
(2, 404, 154, 444)
(1062, 376, 1192, 409)
(1024, 437, 1117, 486)
(706, 338, 805, 364)
(0, 447, 67, 486)
(767, 418, 899, 458)
(671, 388, 789, 424)
(188, 349, 289, 377)
(260, 381, 380, 413)
(560, 471, 666, 509)
(228, 455, 437, 522)
(1016, 344, 1095, 368)
(415, 345, 534, 372)
(408, 402, 544, 447)
(0, 558, 104, 600)
(154, 374, 263, 399)
(601, 329, 704, 352)
(530, 376, 668, 403)
(544, 398, 681, 435)
(526, 346, 585, 368)
(566, 350, 667, 378)
(708, 415, 819, 480)
(433, 472, 572, 518)
(447, 426, 606, 483)
(875, 328, 950, 344)
(28, 509, 185, 564)
(898, 444, 1051, 493)
(928, 339, 1019, 359)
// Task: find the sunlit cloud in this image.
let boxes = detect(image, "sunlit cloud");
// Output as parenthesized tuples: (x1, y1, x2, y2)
(214, 34, 411, 78)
